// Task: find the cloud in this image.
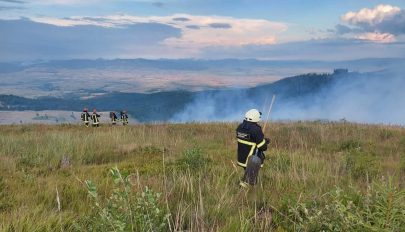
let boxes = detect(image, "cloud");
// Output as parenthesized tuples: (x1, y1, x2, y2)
(342, 4, 401, 26)
(172, 17, 190, 22)
(28, 14, 287, 49)
(335, 24, 353, 34)
(0, 0, 25, 3)
(162, 14, 287, 49)
(1, 11, 403, 61)
(355, 32, 396, 43)
(0, 18, 181, 60)
(186, 25, 200, 30)
(28, 0, 101, 5)
(329, 5, 405, 43)
(208, 22, 232, 29)
(0, 6, 24, 10)
(340, 4, 405, 38)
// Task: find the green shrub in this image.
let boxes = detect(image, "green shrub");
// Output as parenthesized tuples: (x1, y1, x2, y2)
(80, 167, 170, 232)
(175, 148, 211, 170)
(339, 139, 361, 151)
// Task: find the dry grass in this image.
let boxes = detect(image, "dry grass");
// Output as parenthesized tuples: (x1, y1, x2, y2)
(0, 121, 404, 231)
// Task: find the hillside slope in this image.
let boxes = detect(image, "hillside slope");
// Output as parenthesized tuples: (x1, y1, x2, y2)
(0, 122, 404, 231)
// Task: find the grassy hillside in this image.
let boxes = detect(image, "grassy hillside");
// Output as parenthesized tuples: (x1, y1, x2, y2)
(0, 122, 404, 231)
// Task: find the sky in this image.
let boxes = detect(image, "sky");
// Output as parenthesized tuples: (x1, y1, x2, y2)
(1, 0, 405, 61)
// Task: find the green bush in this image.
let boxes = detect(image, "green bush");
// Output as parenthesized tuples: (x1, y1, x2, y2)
(339, 139, 361, 151)
(79, 167, 170, 232)
(175, 148, 211, 170)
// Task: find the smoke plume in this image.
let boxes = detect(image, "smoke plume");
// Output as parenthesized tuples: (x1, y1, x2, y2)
(171, 69, 405, 125)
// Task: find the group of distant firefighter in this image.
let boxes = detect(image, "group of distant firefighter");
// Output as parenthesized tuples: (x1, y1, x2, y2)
(80, 108, 129, 127)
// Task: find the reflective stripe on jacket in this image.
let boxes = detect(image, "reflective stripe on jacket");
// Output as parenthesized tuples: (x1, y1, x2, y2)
(81, 112, 90, 122)
(91, 113, 100, 124)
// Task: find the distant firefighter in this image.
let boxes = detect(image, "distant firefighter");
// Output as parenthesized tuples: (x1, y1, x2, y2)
(110, 111, 118, 125)
(81, 108, 91, 127)
(91, 109, 101, 127)
(120, 110, 128, 125)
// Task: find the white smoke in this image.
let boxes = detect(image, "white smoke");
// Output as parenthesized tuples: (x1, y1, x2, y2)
(171, 70, 405, 125)
(172, 90, 257, 122)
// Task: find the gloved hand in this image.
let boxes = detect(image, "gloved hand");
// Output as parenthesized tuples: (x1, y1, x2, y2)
(265, 138, 270, 145)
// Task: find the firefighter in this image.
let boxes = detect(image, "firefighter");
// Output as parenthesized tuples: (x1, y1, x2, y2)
(81, 108, 91, 127)
(91, 109, 101, 127)
(236, 109, 270, 188)
(110, 111, 118, 125)
(120, 110, 128, 125)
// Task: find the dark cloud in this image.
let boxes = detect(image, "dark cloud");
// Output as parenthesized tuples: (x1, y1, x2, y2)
(172, 17, 190, 22)
(0, 0, 25, 3)
(208, 23, 232, 29)
(80, 17, 109, 22)
(376, 11, 405, 35)
(335, 24, 353, 35)
(0, 19, 181, 61)
(186, 25, 200, 30)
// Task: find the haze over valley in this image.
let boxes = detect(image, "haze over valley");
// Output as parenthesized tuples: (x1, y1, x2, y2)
(1, 60, 404, 125)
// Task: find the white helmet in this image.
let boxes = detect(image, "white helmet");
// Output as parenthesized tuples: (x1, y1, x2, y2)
(244, 109, 262, 122)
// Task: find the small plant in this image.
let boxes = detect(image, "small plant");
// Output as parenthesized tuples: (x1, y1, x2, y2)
(339, 139, 361, 151)
(81, 167, 170, 232)
(176, 148, 211, 170)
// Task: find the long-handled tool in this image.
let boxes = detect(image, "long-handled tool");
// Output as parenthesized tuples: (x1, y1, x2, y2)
(262, 94, 276, 133)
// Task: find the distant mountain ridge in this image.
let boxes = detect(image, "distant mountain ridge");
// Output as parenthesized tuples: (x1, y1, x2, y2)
(1, 57, 403, 72)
